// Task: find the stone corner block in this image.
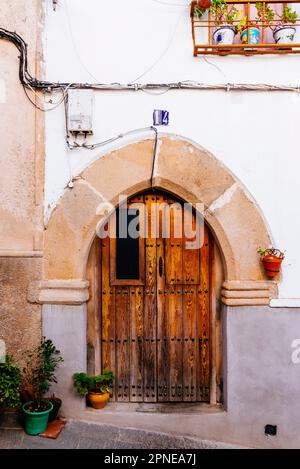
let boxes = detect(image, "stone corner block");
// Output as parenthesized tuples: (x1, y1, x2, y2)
(31, 280, 90, 305)
(222, 280, 278, 306)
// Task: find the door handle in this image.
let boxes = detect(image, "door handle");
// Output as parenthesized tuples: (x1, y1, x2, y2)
(159, 257, 163, 277)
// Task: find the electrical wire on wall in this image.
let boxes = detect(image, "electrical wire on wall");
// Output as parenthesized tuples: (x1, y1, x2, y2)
(2, 27, 300, 98)
(3, 23, 300, 165)
(63, 0, 102, 84)
(64, 96, 158, 176)
(2, 24, 300, 167)
(2, 22, 300, 191)
(129, 8, 186, 84)
(64, 98, 159, 188)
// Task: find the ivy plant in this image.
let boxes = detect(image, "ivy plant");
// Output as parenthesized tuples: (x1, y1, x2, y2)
(0, 355, 22, 409)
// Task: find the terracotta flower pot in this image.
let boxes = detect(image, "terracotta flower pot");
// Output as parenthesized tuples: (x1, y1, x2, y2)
(262, 255, 283, 278)
(197, 0, 211, 8)
(88, 392, 110, 410)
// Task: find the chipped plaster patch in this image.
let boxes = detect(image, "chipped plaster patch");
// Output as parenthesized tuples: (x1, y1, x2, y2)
(44, 179, 108, 227)
(152, 139, 163, 178)
(44, 201, 58, 226)
(79, 178, 108, 203)
(208, 182, 239, 213)
(0, 80, 6, 103)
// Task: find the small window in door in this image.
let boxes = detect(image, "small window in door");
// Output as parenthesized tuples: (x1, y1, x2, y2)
(110, 208, 145, 285)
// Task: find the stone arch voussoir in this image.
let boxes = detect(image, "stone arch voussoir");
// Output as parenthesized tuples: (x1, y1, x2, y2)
(42, 135, 277, 306)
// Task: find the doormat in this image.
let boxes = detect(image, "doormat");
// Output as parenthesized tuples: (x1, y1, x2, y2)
(39, 419, 66, 439)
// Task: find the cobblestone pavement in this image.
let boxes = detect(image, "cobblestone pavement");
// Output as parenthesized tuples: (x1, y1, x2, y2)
(0, 413, 241, 449)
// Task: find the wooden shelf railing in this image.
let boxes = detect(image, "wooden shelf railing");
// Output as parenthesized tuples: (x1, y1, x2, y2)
(191, 0, 300, 55)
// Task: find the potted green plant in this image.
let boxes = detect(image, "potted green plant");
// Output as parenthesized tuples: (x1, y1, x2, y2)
(255, 1, 275, 25)
(195, 0, 240, 45)
(73, 370, 115, 410)
(258, 247, 285, 278)
(0, 355, 22, 411)
(237, 16, 260, 45)
(273, 5, 297, 44)
(236, 3, 273, 45)
(21, 338, 63, 435)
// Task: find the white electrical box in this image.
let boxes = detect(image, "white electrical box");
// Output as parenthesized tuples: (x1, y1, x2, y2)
(67, 89, 94, 134)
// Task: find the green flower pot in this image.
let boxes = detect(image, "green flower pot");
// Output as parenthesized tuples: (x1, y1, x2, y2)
(22, 401, 53, 435)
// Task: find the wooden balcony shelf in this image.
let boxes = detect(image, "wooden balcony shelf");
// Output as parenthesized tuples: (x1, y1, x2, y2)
(191, 0, 300, 56)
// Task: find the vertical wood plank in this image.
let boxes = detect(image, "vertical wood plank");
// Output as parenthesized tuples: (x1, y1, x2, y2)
(101, 236, 116, 400)
(183, 248, 200, 285)
(197, 225, 211, 402)
(115, 287, 130, 402)
(165, 200, 183, 285)
(130, 286, 144, 402)
(143, 194, 157, 403)
(156, 195, 169, 402)
(182, 286, 197, 402)
(212, 239, 223, 404)
(182, 208, 200, 285)
(129, 194, 145, 402)
(182, 209, 199, 401)
(167, 285, 183, 401)
(166, 202, 183, 401)
(210, 238, 217, 405)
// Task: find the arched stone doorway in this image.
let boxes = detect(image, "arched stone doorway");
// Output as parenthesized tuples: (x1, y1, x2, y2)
(86, 189, 224, 405)
(40, 134, 277, 416)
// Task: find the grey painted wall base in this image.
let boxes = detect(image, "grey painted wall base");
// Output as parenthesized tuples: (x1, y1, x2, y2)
(223, 305, 300, 448)
(43, 304, 300, 448)
(42, 304, 87, 417)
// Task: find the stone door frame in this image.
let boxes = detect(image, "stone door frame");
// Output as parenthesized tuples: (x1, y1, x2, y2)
(37, 134, 277, 416)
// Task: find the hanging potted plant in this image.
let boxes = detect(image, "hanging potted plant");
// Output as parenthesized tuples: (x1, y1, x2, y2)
(0, 355, 22, 412)
(258, 247, 285, 278)
(21, 338, 63, 435)
(211, 0, 240, 45)
(236, 3, 270, 45)
(73, 370, 115, 410)
(273, 5, 297, 44)
(195, 0, 240, 45)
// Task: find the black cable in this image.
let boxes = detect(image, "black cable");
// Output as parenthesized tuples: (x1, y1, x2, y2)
(1, 27, 298, 97)
(0, 28, 64, 91)
(150, 126, 158, 191)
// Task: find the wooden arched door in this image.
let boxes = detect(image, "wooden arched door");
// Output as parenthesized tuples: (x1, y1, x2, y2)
(99, 191, 212, 403)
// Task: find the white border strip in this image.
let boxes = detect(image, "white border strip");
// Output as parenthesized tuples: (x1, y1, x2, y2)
(270, 299, 300, 308)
